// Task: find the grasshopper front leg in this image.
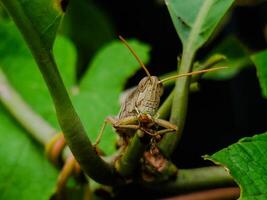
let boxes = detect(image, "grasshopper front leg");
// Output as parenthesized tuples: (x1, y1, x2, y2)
(138, 116, 178, 136)
(94, 116, 141, 147)
(94, 115, 178, 147)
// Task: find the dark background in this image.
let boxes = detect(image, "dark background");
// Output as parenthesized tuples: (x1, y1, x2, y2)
(67, 0, 267, 168)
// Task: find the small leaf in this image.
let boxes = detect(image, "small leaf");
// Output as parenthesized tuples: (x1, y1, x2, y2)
(204, 36, 252, 80)
(207, 133, 267, 199)
(0, 107, 57, 200)
(251, 50, 267, 98)
(166, 0, 234, 51)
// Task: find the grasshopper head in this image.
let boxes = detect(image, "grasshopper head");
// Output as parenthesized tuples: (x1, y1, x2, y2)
(136, 76, 163, 116)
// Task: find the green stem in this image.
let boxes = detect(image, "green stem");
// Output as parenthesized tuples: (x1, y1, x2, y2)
(160, 0, 221, 157)
(0, 68, 56, 144)
(115, 131, 147, 177)
(159, 49, 195, 157)
(157, 54, 226, 122)
(143, 166, 235, 194)
(159, 54, 226, 87)
(157, 90, 174, 120)
(1, 0, 121, 185)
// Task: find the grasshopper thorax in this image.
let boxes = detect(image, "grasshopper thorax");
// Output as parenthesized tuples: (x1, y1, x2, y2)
(135, 76, 163, 116)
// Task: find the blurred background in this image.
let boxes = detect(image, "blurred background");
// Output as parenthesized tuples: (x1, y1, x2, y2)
(1, 1, 267, 199)
(60, 0, 267, 168)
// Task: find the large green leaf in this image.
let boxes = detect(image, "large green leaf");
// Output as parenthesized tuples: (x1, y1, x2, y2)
(207, 133, 267, 200)
(251, 50, 267, 98)
(204, 36, 252, 80)
(166, 0, 234, 51)
(0, 106, 58, 200)
(0, 22, 150, 155)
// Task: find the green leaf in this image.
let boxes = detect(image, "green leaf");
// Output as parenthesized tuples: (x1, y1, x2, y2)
(0, 4, 8, 20)
(0, 106, 57, 200)
(0, 22, 76, 128)
(0, 0, 64, 49)
(0, 22, 150, 155)
(251, 50, 267, 98)
(207, 133, 267, 200)
(204, 36, 252, 80)
(166, 0, 234, 51)
(60, 0, 115, 75)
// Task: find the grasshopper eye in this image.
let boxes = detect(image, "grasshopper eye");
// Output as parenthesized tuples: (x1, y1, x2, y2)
(138, 78, 148, 92)
(138, 82, 146, 92)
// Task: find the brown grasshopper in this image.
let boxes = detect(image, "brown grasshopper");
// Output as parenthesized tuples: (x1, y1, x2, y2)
(94, 36, 227, 146)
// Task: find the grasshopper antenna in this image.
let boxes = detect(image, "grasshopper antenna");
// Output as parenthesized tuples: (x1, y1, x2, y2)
(158, 66, 228, 84)
(119, 35, 152, 81)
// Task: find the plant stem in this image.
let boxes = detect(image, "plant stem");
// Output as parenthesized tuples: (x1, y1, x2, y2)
(144, 166, 235, 194)
(1, 0, 121, 185)
(159, 49, 195, 157)
(159, 54, 226, 87)
(160, 0, 221, 158)
(157, 54, 226, 122)
(163, 187, 240, 200)
(157, 90, 174, 120)
(0, 68, 56, 144)
(115, 131, 147, 177)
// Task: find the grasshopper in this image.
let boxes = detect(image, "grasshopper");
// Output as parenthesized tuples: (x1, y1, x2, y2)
(94, 36, 226, 146)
